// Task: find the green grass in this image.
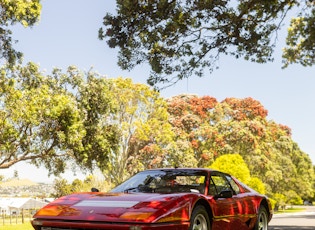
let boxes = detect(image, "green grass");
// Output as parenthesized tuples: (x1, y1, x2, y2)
(0, 222, 33, 230)
(275, 207, 306, 214)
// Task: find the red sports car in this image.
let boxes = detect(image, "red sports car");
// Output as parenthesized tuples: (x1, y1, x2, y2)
(32, 168, 273, 230)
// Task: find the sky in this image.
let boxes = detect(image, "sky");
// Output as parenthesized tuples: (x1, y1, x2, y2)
(1, 0, 315, 183)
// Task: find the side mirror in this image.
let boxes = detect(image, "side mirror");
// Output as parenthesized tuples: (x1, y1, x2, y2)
(214, 190, 233, 199)
(91, 187, 99, 192)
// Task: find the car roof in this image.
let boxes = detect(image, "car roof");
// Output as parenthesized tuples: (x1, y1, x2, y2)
(141, 168, 229, 175)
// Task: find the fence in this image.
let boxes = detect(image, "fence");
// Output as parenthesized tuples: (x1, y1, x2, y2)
(0, 209, 35, 225)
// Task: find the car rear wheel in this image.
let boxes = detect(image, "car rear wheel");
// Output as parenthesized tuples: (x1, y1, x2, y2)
(254, 206, 268, 230)
(189, 205, 211, 230)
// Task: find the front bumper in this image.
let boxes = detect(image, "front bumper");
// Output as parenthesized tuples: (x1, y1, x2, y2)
(31, 219, 190, 230)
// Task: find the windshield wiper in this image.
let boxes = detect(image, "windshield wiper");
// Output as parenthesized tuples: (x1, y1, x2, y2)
(124, 185, 153, 193)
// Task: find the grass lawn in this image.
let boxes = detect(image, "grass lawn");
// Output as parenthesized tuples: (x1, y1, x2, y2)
(0, 222, 33, 230)
(275, 207, 306, 214)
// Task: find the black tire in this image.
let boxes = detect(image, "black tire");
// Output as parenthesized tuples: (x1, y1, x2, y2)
(189, 205, 211, 230)
(254, 206, 269, 230)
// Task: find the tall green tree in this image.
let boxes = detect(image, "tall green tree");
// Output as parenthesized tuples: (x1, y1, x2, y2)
(51, 178, 72, 198)
(100, 0, 313, 88)
(101, 78, 174, 185)
(164, 95, 314, 200)
(63, 67, 120, 172)
(0, 0, 41, 65)
(208, 98, 314, 199)
(0, 63, 84, 175)
(165, 94, 218, 168)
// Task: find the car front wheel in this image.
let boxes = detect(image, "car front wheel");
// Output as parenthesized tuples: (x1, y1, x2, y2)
(254, 206, 269, 230)
(189, 205, 211, 230)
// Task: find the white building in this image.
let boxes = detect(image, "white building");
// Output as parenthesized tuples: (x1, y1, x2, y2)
(0, 197, 48, 215)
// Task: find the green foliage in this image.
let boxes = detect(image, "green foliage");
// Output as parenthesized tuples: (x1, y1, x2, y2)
(0, 0, 41, 65)
(283, 5, 315, 68)
(247, 177, 266, 195)
(285, 190, 303, 205)
(166, 94, 315, 200)
(0, 63, 85, 175)
(273, 190, 303, 210)
(101, 77, 174, 185)
(208, 154, 266, 194)
(100, 0, 312, 88)
(268, 197, 277, 211)
(166, 94, 218, 167)
(161, 140, 198, 168)
(0, 63, 172, 185)
(0, 62, 314, 201)
(51, 178, 72, 198)
(52, 175, 111, 198)
(67, 68, 120, 171)
(273, 193, 287, 210)
(208, 154, 251, 184)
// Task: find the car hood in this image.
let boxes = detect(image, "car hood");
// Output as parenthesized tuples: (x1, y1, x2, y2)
(33, 192, 200, 223)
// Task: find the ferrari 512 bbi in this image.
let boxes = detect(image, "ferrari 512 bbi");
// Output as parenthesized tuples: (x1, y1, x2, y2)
(32, 168, 273, 230)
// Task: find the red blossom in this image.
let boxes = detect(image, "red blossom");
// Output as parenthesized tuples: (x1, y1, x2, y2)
(191, 139, 199, 148)
(201, 153, 210, 160)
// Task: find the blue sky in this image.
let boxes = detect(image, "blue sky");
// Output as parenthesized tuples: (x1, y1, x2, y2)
(2, 0, 315, 183)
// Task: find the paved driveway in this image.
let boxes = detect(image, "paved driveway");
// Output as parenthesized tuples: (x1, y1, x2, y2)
(269, 206, 315, 230)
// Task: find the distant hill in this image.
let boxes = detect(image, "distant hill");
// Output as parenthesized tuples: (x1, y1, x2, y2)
(0, 178, 38, 187)
(0, 179, 53, 197)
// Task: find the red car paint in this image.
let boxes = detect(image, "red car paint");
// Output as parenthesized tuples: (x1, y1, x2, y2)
(32, 168, 273, 230)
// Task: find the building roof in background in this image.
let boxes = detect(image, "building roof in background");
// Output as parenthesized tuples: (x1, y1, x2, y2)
(0, 197, 48, 209)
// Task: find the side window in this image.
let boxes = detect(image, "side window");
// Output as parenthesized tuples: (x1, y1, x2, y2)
(208, 178, 217, 195)
(226, 176, 240, 195)
(209, 174, 231, 195)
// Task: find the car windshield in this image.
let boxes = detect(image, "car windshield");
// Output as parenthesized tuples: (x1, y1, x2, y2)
(111, 169, 207, 194)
